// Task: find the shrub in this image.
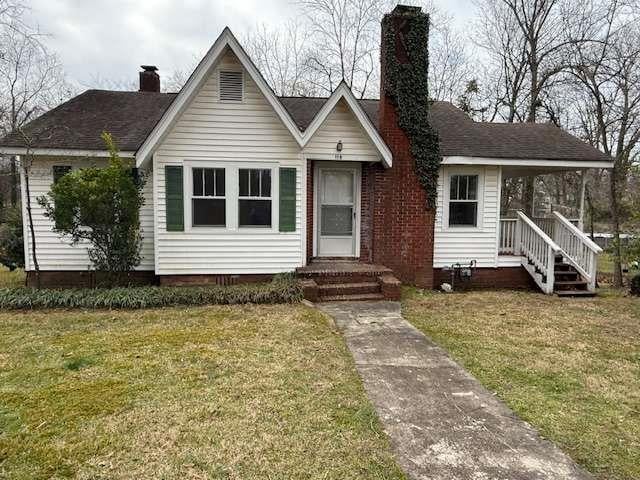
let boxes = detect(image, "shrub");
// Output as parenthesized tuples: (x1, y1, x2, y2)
(630, 274, 640, 296)
(0, 206, 24, 271)
(38, 132, 145, 283)
(0, 277, 303, 310)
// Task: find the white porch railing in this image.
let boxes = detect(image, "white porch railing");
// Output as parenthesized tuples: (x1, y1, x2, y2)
(499, 211, 603, 294)
(499, 219, 517, 254)
(552, 211, 603, 291)
(516, 212, 560, 294)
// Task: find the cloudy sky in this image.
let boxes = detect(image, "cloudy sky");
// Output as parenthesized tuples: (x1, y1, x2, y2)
(25, 0, 476, 90)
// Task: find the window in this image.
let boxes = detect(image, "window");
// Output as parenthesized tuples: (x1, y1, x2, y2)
(239, 169, 272, 227)
(448, 174, 478, 227)
(52, 165, 71, 184)
(219, 71, 243, 102)
(192, 167, 225, 227)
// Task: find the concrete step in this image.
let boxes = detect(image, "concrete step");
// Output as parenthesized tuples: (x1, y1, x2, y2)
(318, 281, 381, 297)
(320, 293, 386, 302)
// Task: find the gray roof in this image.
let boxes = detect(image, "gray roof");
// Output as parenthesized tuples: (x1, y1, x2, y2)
(0, 89, 611, 162)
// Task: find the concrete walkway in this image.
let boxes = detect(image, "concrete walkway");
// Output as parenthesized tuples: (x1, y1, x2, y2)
(317, 301, 593, 480)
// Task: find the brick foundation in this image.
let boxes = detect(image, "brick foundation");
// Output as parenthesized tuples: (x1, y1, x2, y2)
(26, 270, 157, 288)
(433, 266, 537, 291)
(159, 274, 273, 287)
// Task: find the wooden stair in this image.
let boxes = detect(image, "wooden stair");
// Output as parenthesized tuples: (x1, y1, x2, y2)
(296, 261, 401, 302)
(553, 256, 595, 297)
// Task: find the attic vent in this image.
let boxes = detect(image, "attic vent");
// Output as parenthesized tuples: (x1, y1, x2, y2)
(219, 71, 243, 102)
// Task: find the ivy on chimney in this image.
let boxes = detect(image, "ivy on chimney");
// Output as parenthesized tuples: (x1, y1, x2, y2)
(382, 10, 441, 208)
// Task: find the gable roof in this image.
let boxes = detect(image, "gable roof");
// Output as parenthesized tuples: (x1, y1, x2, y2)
(300, 82, 392, 166)
(134, 27, 305, 165)
(0, 89, 611, 165)
(282, 97, 611, 163)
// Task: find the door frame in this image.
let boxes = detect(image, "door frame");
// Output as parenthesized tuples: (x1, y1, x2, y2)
(313, 161, 361, 258)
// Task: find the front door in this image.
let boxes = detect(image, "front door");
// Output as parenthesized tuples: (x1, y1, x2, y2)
(317, 166, 359, 257)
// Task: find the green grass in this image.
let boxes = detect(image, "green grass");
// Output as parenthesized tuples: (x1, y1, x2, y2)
(0, 305, 405, 480)
(0, 267, 24, 289)
(403, 288, 640, 480)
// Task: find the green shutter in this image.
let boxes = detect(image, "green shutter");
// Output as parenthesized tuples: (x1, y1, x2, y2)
(279, 168, 296, 232)
(165, 166, 184, 232)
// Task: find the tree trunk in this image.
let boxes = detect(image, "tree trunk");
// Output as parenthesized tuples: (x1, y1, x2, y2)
(22, 161, 40, 288)
(523, 177, 535, 216)
(10, 156, 18, 206)
(609, 166, 624, 288)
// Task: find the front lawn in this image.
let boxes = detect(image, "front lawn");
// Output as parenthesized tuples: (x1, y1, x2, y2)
(0, 305, 405, 480)
(403, 288, 640, 480)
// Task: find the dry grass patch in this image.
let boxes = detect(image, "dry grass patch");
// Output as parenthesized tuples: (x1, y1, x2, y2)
(0, 304, 405, 480)
(0, 267, 24, 289)
(403, 288, 640, 480)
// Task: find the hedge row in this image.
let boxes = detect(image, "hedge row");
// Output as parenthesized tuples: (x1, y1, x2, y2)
(0, 277, 303, 310)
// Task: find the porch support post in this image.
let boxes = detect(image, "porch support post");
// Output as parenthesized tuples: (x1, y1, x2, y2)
(578, 169, 586, 231)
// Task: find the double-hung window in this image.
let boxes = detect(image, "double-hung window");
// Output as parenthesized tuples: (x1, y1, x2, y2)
(448, 174, 478, 227)
(192, 167, 225, 227)
(238, 168, 272, 227)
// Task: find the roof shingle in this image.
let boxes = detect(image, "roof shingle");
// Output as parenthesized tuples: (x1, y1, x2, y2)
(0, 89, 611, 163)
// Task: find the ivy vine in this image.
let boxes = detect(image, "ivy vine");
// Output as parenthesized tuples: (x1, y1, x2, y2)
(382, 10, 441, 208)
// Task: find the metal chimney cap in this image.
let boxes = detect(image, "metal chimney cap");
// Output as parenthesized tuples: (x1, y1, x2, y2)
(140, 65, 158, 72)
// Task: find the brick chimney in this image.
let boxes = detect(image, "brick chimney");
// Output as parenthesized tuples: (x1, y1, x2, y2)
(139, 65, 160, 92)
(372, 4, 435, 288)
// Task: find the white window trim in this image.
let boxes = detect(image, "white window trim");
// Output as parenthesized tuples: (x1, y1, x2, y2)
(191, 167, 226, 228)
(183, 161, 278, 234)
(218, 69, 244, 103)
(238, 168, 274, 229)
(442, 167, 485, 232)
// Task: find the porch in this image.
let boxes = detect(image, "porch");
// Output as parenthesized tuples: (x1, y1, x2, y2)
(498, 211, 603, 296)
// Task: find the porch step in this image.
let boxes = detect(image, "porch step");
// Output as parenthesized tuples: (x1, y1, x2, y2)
(555, 289, 597, 297)
(297, 261, 400, 302)
(554, 280, 588, 289)
(318, 281, 381, 297)
(320, 293, 386, 302)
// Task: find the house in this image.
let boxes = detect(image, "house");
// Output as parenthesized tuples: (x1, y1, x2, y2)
(0, 5, 610, 300)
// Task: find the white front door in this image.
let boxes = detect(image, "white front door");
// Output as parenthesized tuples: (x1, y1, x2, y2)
(316, 166, 359, 257)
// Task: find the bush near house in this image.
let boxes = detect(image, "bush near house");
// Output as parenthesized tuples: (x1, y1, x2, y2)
(0, 276, 302, 310)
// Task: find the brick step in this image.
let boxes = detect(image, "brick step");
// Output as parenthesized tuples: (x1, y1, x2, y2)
(309, 274, 384, 285)
(318, 281, 381, 297)
(320, 293, 386, 302)
(555, 289, 596, 297)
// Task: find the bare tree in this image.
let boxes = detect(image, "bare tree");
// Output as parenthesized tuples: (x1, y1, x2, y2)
(0, 21, 71, 207)
(244, 21, 319, 97)
(473, 0, 604, 215)
(567, 0, 640, 287)
(296, 0, 387, 98)
(428, 12, 473, 102)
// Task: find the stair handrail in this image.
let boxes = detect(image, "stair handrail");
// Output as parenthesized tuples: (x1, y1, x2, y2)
(552, 211, 602, 292)
(517, 211, 560, 294)
(518, 212, 561, 252)
(552, 212, 603, 254)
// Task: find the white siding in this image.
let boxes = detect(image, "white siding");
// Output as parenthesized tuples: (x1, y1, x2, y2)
(434, 165, 501, 268)
(154, 49, 304, 275)
(303, 98, 381, 162)
(21, 156, 155, 271)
